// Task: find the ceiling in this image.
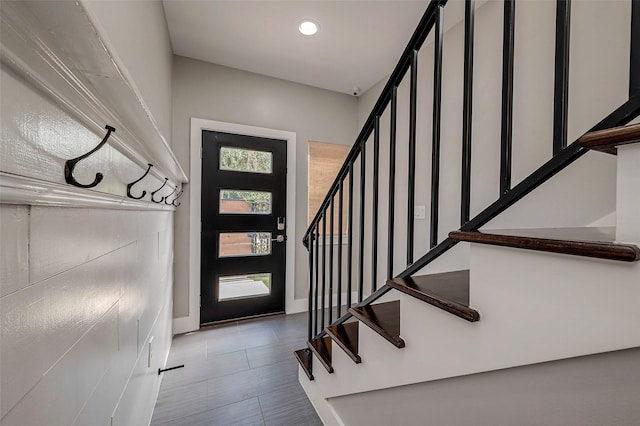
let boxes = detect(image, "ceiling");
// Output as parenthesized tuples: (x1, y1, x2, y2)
(162, 1, 427, 95)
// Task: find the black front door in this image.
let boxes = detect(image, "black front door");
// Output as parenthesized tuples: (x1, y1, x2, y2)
(201, 130, 287, 324)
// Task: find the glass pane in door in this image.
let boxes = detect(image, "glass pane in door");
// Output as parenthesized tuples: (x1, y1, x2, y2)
(219, 147, 273, 174)
(219, 232, 272, 257)
(219, 273, 271, 301)
(219, 190, 272, 214)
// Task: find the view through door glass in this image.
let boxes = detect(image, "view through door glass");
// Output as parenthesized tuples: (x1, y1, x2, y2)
(201, 130, 287, 324)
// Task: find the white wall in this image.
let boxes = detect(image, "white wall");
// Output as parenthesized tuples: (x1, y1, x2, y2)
(171, 57, 358, 319)
(81, 0, 174, 145)
(616, 144, 640, 244)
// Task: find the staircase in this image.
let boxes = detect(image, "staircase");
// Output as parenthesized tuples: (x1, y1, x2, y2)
(295, 1, 640, 424)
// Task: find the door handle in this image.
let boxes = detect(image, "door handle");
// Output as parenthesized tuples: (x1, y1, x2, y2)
(272, 235, 286, 243)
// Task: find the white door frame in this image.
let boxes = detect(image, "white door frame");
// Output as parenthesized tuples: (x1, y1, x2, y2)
(176, 117, 297, 333)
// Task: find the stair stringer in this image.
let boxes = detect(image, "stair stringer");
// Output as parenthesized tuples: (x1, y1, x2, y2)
(302, 246, 640, 400)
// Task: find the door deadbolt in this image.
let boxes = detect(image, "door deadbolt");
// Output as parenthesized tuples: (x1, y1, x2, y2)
(272, 235, 286, 243)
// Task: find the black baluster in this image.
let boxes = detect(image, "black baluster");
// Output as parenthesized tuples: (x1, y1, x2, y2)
(407, 50, 418, 265)
(314, 226, 320, 335)
(371, 115, 380, 291)
(553, 0, 571, 156)
(358, 147, 366, 302)
(431, 5, 444, 249)
(500, 0, 516, 194)
(461, 0, 475, 225)
(308, 226, 314, 341)
(630, 0, 640, 97)
(347, 164, 354, 308)
(321, 213, 327, 329)
(329, 196, 334, 324)
(337, 180, 344, 317)
(387, 86, 398, 280)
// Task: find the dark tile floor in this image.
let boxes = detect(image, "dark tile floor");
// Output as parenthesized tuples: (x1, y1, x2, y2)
(151, 312, 322, 426)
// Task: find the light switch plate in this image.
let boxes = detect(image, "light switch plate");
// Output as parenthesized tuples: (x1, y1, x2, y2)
(415, 205, 426, 220)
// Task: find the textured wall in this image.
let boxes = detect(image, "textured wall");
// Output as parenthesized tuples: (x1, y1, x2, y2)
(0, 206, 173, 425)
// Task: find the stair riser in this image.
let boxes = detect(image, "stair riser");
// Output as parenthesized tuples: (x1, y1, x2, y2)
(469, 244, 640, 359)
(616, 144, 640, 244)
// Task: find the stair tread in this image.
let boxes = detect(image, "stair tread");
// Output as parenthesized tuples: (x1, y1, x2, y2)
(326, 321, 361, 363)
(307, 336, 333, 373)
(578, 123, 640, 154)
(349, 301, 405, 348)
(450, 227, 640, 262)
(388, 270, 479, 322)
(293, 348, 314, 381)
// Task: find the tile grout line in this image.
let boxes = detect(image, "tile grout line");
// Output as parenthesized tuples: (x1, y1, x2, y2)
(256, 395, 268, 426)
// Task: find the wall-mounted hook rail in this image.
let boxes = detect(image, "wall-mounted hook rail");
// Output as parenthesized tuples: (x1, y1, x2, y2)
(172, 190, 184, 207)
(126, 163, 153, 200)
(150, 178, 169, 203)
(163, 185, 177, 205)
(64, 125, 115, 188)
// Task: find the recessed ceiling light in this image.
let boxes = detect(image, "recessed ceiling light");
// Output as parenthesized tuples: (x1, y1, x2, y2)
(299, 20, 319, 36)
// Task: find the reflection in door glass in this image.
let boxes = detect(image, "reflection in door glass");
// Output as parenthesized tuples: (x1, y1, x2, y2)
(219, 147, 273, 174)
(219, 232, 271, 257)
(219, 273, 271, 301)
(219, 190, 272, 215)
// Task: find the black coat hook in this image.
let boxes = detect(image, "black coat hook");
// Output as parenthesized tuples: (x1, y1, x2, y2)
(65, 125, 115, 188)
(172, 190, 184, 207)
(151, 178, 168, 203)
(127, 163, 153, 200)
(163, 186, 178, 205)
